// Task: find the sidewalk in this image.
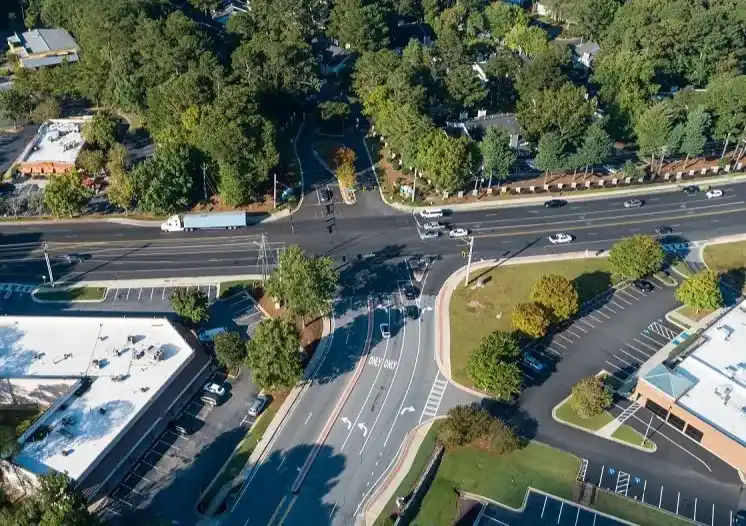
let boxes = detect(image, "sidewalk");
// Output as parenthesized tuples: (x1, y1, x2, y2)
(33, 274, 264, 290)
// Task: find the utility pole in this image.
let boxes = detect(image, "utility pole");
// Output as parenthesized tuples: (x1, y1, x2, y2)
(273, 172, 277, 209)
(42, 242, 55, 288)
(464, 236, 474, 287)
(255, 233, 269, 284)
(412, 169, 416, 202)
(202, 163, 208, 201)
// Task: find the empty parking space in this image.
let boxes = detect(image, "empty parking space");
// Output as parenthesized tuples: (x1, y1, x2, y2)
(222, 290, 263, 328)
(477, 490, 631, 526)
(103, 284, 218, 305)
(581, 460, 734, 526)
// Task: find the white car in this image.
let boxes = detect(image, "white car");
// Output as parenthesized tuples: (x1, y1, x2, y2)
(419, 230, 439, 240)
(449, 228, 469, 238)
(624, 199, 643, 208)
(423, 221, 445, 231)
(203, 382, 226, 397)
(548, 233, 573, 244)
(419, 208, 444, 219)
(706, 189, 723, 199)
(380, 323, 391, 338)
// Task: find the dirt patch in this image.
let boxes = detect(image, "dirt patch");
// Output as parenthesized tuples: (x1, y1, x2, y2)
(467, 300, 484, 311)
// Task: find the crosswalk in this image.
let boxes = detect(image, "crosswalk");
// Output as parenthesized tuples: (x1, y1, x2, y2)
(0, 283, 36, 299)
(615, 401, 640, 424)
(419, 374, 448, 423)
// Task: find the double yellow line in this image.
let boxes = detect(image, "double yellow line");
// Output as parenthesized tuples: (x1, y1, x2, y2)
(267, 494, 298, 526)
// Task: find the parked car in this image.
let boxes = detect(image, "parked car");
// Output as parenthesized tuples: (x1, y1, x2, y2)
(544, 199, 566, 208)
(380, 323, 391, 338)
(248, 394, 269, 417)
(203, 382, 226, 397)
(548, 233, 573, 244)
(200, 393, 222, 407)
(448, 228, 469, 238)
(420, 208, 444, 219)
(402, 286, 417, 300)
(523, 353, 545, 372)
(419, 230, 439, 240)
(624, 199, 643, 208)
(683, 185, 699, 195)
(655, 226, 673, 235)
(706, 189, 723, 199)
(603, 164, 621, 174)
(632, 279, 655, 293)
(318, 188, 332, 202)
(423, 221, 445, 231)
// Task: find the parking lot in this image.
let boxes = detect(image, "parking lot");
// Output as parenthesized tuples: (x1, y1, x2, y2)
(580, 459, 735, 526)
(476, 491, 631, 526)
(103, 284, 219, 305)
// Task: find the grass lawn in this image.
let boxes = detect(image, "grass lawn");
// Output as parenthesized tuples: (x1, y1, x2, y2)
(675, 305, 715, 323)
(218, 280, 257, 298)
(554, 398, 613, 431)
(374, 423, 440, 526)
(593, 491, 697, 526)
(200, 391, 286, 508)
(449, 259, 615, 387)
(703, 241, 746, 291)
(671, 260, 692, 278)
(34, 286, 106, 302)
(611, 425, 655, 450)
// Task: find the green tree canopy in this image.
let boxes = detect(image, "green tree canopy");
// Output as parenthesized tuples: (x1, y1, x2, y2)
(484, 2, 529, 41)
(43, 171, 91, 218)
(479, 126, 516, 188)
(706, 74, 746, 153)
(30, 97, 62, 124)
(82, 111, 118, 151)
(531, 274, 580, 321)
(576, 122, 613, 174)
(246, 317, 303, 390)
(634, 102, 673, 161)
(329, 0, 390, 53)
(446, 64, 488, 111)
(213, 331, 247, 372)
(675, 270, 724, 313)
(571, 376, 613, 419)
(608, 235, 665, 279)
(535, 131, 568, 176)
(169, 288, 209, 325)
(76, 149, 106, 175)
(0, 87, 34, 127)
(416, 131, 474, 193)
(131, 143, 197, 214)
(680, 105, 711, 166)
(511, 302, 551, 338)
(504, 24, 549, 58)
(517, 83, 595, 145)
(467, 331, 522, 398)
(438, 403, 523, 454)
(266, 245, 339, 323)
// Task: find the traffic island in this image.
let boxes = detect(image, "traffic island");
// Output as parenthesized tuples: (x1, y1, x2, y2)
(32, 286, 107, 303)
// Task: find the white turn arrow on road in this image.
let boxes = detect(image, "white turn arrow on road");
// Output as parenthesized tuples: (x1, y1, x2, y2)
(357, 423, 368, 437)
(400, 406, 415, 415)
(341, 417, 352, 430)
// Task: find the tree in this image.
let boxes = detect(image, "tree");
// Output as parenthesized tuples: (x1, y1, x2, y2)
(706, 75, 746, 158)
(82, 111, 118, 151)
(107, 171, 136, 212)
(34, 472, 92, 526)
(333, 147, 356, 191)
(675, 270, 724, 313)
(467, 331, 523, 398)
(608, 235, 665, 279)
(0, 87, 34, 128)
(131, 143, 197, 214)
(188, 0, 222, 12)
(329, 0, 390, 53)
(531, 275, 579, 321)
(565, 0, 621, 41)
(487, 417, 523, 455)
(484, 2, 529, 41)
(634, 102, 673, 169)
(534, 131, 567, 184)
(680, 106, 711, 168)
(213, 331, 246, 372)
(77, 149, 106, 175)
(516, 46, 571, 98)
(570, 376, 613, 419)
(517, 83, 595, 145)
(246, 317, 303, 390)
(437, 403, 494, 447)
(416, 131, 473, 193)
(576, 122, 613, 179)
(511, 302, 551, 338)
(318, 101, 351, 128)
(169, 288, 209, 325)
(504, 24, 549, 58)
(43, 171, 91, 218)
(479, 127, 516, 188)
(29, 97, 61, 123)
(446, 65, 488, 111)
(266, 245, 338, 324)
(0, 426, 19, 459)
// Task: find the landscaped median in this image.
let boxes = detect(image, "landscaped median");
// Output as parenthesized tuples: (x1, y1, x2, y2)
(703, 237, 746, 292)
(32, 285, 107, 302)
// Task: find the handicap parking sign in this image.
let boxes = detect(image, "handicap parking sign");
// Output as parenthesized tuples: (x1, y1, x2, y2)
(634, 477, 641, 484)
(608, 468, 616, 475)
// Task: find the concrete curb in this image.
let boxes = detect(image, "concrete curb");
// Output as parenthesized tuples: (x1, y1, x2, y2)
(698, 232, 746, 268)
(551, 395, 657, 453)
(30, 285, 108, 304)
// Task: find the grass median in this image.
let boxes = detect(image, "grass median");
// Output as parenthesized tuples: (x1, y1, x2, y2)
(33, 286, 107, 302)
(218, 280, 257, 298)
(449, 259, 615, 387)
(703, 241, 746, 292)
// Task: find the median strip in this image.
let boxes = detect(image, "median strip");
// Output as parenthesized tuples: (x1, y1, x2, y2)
(32, 286, 107, 302)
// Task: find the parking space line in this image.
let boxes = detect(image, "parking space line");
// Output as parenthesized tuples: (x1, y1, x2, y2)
(542, 345, 562, 357)
(676, 492, 680, 514)
(618, 348, 643, 363)
(586, 313, 603, 323)
(126, 288, 131, 301)
(612, 354, 634, 368)
(594, 309, 611, 319)
(138, 287, 143, 300)
(633, 337, 659, 352)
(694, 498, 697, 521)
(565, 328, 582, 338)
(659, 486, 664, 507)
(578, 318, 595, 328)
(113, 288, 120, 300)
(557, 334, 574, 344)
(614, 292, 635, 304)
(162, 287, 166, 299)
(572, 324, 588, 334)
(622, 287, 645, 299)
(605, 361, 624, 372)
(601, 305, 617, 314)
(139, 459, 161, 471)
(642, 480, 646, 502)
(608, 299, 626, 309)
(119, 482, 142, 495)
(112, 496, 133, 508)
(551, 339, 567, 349)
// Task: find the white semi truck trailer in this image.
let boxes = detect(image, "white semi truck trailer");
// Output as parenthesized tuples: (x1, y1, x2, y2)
(160, 211, 248, 232)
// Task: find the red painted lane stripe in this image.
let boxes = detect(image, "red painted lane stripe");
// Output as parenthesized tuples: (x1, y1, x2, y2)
(291, 298, 375, 493)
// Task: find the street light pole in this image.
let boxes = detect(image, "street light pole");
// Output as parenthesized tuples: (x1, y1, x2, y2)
(273, 172, 277, 209)
(464, 236, 474, 287)
(42, 243, 55, 288)
(412, 169, 416, 202)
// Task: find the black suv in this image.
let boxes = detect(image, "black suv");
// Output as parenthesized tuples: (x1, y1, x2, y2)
(544, 199, 566, 208)
(632, 279, 654, 293)
(683, 185, 699, 195)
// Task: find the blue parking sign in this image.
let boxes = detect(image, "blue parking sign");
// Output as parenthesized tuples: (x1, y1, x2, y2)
(608, 468, 616, 475)
(634, 477, 641, 484)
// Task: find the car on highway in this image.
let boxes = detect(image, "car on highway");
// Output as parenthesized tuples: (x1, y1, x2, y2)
(380, 323, 391, 338)
(623, 199, 643, 208)
(632, 279, 654, 293)
(655, 226, 673, 235)
(548, 233, 573, 244)
(543, 199, 566, 208)
(423, 221, 445, 231)
(419, 230, 439, 240)
(248, 394, 269, 417)
(203, 382, 226, 397)
(63, 253, 91, 263)
(448, 228, 469, 238)
(683, 185, 699, 195)
(706, 189, 723, 198)
(523, 352, 545, 372)
(420, 208, 444, 219)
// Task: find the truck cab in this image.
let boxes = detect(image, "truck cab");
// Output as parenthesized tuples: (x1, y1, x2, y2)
(161, 215, 184, 232)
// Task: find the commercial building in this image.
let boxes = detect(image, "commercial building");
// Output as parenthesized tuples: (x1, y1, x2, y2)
(0, 315, 210, 501)
(634, 300, 746, 473)
(6, 29, 79, 69)
(17, 117, 89, 176)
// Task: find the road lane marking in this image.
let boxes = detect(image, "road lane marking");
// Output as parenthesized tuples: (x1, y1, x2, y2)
(419, 374, 448, 423)
(303, 413, 312, 425)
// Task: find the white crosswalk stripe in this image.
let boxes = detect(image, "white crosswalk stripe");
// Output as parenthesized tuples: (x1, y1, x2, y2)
(419, 374, 448, 423)
(0, 283, 36, 295)
(647, 321, 678, 340)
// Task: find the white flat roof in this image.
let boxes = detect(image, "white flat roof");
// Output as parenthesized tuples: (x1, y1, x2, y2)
(673, 301, 746, 446)
(0, 316, 194, 481)
(22, 118, 88, 165)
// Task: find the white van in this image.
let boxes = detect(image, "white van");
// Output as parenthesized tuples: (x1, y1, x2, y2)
(198, 327, 227, 343)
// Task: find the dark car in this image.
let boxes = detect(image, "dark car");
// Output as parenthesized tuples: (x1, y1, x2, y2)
(544, 199, 566, 208)
(319, 189, 332, 202)
(655, 226, 673, 235)
(683, 185, 699, 195)
(63, 253, 91, 263)
(632, 279, 654, 293)
(403, 286, 417, 300)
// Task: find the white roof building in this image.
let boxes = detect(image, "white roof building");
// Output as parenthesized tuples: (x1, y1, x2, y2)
(17, 117, 90, 175)
(0, 316, 195, 483)
(7, 29, 79, 69)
